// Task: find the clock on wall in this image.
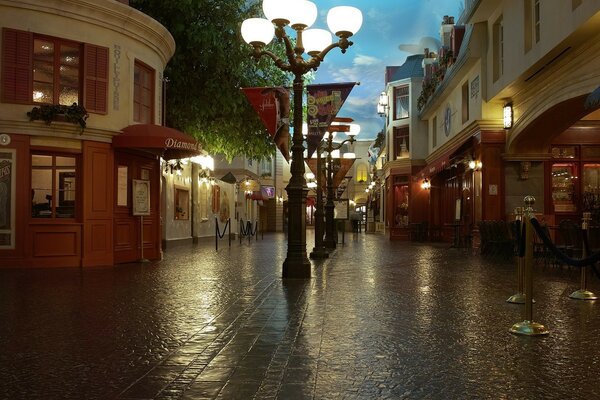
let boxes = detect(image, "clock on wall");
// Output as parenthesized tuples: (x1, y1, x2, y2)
(443, 104, 452, 137)
(0, 134, 10, 146)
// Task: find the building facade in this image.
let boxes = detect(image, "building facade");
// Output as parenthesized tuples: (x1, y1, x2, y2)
(387, 0, 600, 243)
(0, 0, 202, 267)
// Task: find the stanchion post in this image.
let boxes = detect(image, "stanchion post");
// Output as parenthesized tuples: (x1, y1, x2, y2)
(215, 217, 218, 251)
(228, 218, 232, 248)
(510, 196, 549, 336)
(569, 212, 598, 300)
(508, 207, 525, 304)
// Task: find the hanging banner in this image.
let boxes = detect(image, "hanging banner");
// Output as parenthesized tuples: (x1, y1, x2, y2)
(333, 158, 355, 190)
(305, 158, 326, 186)
(306, 82, 356, 158)
(241, 87, 290, 161)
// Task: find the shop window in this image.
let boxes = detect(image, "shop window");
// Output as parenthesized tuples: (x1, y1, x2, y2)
(133, 60, 154, 124)
(551, 163, 577, 212)
(0, 150, 16, 249)
(394, 126, 409, 159)
(393, 86, 409, 120)
(393, 176, 409, 227)
(551, 146, 577, 159)
(583, 164, 600, 211)
(174, 187, 189, 220)
(1, 28, 108, 113)
(356, 163, 368, 183)
(31, 153, 77, 218)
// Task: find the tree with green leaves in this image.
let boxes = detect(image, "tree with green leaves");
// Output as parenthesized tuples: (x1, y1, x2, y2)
(130, 0, 293, 161)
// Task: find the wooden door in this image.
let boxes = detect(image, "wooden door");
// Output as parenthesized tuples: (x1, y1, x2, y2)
(113, 150, 160, 263)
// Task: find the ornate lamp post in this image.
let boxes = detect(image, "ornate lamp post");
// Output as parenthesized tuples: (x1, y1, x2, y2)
(324, 123, 359, 249)
(241, 1, 362, 278)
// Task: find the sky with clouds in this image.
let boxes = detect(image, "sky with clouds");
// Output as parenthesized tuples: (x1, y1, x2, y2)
(308, 0, 464, 141)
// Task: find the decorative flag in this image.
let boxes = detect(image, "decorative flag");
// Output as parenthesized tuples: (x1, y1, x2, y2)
(367, 141, 380, 165)
(242, 87, 290, 161)
(306, 82, 356, 158)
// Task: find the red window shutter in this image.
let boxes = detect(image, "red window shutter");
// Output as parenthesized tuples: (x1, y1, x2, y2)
(84, 43, 108, 114)
(1, 28, 32, 104)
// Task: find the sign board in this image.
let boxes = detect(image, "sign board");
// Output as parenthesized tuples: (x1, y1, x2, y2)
(132, 179, 150, 216)
(334, 199, 349, 220)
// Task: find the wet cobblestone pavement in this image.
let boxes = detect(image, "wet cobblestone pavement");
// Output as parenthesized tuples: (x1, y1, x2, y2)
(1, 232, 600, 399)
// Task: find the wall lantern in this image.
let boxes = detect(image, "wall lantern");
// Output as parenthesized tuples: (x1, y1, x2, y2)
(421, 179, 431, 190)
(503, 103, 513, 129)
(377, 91, 389, 116)
(468, 160, 483, 171)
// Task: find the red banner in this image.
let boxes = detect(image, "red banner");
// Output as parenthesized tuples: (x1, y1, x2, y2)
(306, 82, 356, 158)
(242, 87, 290, 161)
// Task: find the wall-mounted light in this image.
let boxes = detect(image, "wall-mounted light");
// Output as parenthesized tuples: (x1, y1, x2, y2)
(503, 102, 513, 129)
(468, 160, 483, 170)
(421, 179, 431, 190)
(377, 91, 389, 116)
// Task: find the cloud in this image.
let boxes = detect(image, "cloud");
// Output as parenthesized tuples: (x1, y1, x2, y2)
(354, 54, 379, 66)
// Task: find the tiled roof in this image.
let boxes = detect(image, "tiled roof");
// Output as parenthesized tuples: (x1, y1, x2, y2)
(386, 55, 424, 84)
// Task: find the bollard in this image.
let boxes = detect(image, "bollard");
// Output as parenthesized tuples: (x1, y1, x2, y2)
(569, 212, 598, 300)
(509, 196, 549, 336)
(507, 207, 526, 304)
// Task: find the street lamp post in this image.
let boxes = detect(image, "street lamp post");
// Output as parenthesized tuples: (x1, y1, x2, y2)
(323, 123, 359, 249)
(241, 1, 362, 278)
(310, 150, 328, 259)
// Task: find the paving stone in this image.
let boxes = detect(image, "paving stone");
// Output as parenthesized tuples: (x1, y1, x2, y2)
(1, 232, 600, 399)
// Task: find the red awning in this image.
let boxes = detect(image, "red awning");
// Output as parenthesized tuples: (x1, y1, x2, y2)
(113, 124, 201, 160)
(418, 137, 475, 178)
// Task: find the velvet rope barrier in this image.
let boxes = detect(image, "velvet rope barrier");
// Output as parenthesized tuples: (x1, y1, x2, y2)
(530, 218, 600, 267)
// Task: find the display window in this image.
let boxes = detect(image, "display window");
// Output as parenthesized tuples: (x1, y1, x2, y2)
(31, 153, 77, 219)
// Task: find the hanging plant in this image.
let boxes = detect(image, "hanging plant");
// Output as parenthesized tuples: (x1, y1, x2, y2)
(27, 103, 89, 130)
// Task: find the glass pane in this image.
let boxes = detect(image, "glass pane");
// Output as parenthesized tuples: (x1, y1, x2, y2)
(33, 40, 54, 61)
(551, 163, 577, 212)
(60, 64, 79, 86)
(60, 44, 79, 66)
(551, 146, 577, 159)
(142, 88, 151, 105)
(56, 170, 76, 218)
(59, 86, 79, 106)
(56, 156, 76, 167)
(31, 169, 53, 218)
(33, 61, 53, 83)
(33, 82, 53, 103)
(32, 155, 52, 167)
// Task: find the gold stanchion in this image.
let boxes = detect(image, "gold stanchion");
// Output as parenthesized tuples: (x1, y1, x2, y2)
(507, 207, 525, 304)
(510, 196, 549, 336)
(569, 212, 597, 300)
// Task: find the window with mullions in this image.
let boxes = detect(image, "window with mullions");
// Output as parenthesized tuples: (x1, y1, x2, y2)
(134, 60, 154, 124)
(2, 28, 108, 112)
(31, 154, 77, 219)
(394, 86, 409, 120)
(33, 37, 80, 105)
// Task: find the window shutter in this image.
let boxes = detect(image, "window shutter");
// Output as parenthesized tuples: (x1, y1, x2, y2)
(84, 44, 108, 114)
(1, 28, 32, 104)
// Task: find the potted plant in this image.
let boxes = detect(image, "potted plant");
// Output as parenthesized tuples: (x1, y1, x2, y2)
(27, 103, 89, 131)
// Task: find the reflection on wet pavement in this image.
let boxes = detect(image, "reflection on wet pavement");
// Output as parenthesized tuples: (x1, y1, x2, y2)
(1, 232, 599, 399)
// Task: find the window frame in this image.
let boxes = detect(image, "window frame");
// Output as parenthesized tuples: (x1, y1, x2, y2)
(32, 34, 82, 106)
(393, 85, 409, 121)
(393, 126, 410, 160)
(133, 60, 155, 124)
(30, 151, 79, 220)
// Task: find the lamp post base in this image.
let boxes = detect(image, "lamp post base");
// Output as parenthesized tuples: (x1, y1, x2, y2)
(509, 320, 549, 336)
(506, 293, 526, 304)
(569, 289, 598, 300)
(310, 247, 329, 259)
(282, 256, 312, 279)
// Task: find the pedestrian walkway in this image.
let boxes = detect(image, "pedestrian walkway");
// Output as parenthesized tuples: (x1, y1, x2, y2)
(1, 232, 599, 399)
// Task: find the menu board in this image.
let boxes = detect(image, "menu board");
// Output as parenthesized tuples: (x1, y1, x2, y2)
(334, 199, 349, 220)
(132, 179, 150, 216)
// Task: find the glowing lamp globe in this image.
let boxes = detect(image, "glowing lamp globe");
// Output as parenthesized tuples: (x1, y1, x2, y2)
(327, 6, 363, 37)
(241, 18, 274, 46)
